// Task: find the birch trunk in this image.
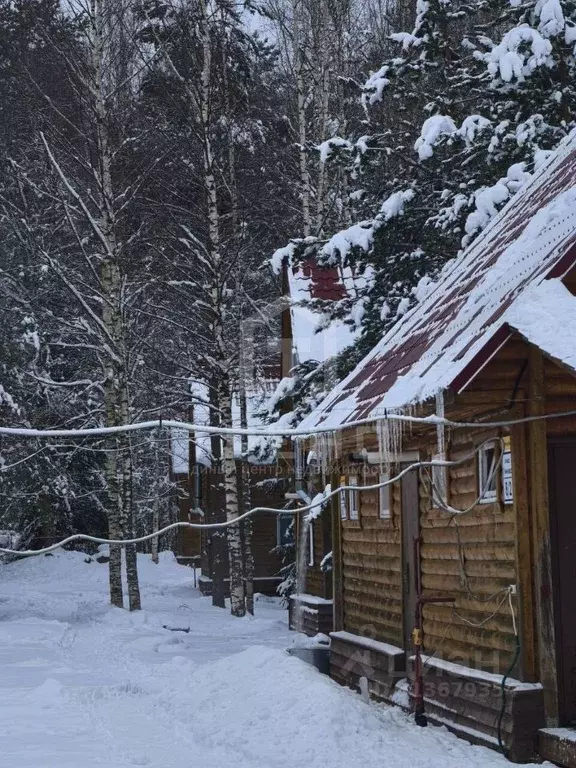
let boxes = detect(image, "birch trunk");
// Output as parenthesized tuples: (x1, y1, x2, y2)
(315, 62, 331, 233)
(151, 431, 160, 564)
(292, 0, 312, 236)
(209, 383, 227, 609)
(239, 384, 254, 615)
(220, 380, 245, 617)
(124, 433, 141, 610)
(198, 0, 243, 616)
(90, 0, 140, 608)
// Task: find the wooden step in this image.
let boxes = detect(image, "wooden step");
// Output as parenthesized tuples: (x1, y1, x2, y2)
(539, 728, 576, 767)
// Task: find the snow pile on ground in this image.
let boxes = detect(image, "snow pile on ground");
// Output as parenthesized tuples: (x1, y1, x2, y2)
(0, 551, 543, 767)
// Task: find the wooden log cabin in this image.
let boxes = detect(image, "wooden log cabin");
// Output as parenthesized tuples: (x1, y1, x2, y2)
(173, 374, 290, 597)
(198, 460, 289, 597)
(295, 131, 576, 764)
(277, 252, 368, 634)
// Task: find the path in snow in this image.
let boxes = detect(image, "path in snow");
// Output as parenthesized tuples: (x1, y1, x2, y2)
(0, 551, 546, 767)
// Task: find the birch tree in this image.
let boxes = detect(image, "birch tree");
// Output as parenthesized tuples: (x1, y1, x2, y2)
(3, 0, 175, 609)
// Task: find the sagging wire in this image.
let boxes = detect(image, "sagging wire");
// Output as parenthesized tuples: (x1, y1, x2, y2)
(423, 437, 507, 603)
(451, 590, 511, 627)
(421, 586, 519, 759)
(0, 443, 502, 558)
(0, 406, 576, 440)
(423, 437, 505, 517)
(423, 434, 521, 758)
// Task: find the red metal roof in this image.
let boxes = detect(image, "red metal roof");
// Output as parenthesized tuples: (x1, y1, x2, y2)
(299, 132, 576, 431)
(295, 258, 347, 301)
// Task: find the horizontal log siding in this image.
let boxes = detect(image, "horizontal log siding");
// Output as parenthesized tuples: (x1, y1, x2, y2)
(341, 478, 403, 647)
(420, 426, 517, 673)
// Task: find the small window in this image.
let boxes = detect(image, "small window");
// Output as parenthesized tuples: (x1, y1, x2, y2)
(277, 514, 293, 547)
(432, 454, 448, 508)
(379, 473, 391, 519)
(348, 476, 359, 520)
(340, 475, 348, 520)
(502, 447, 513, 504)
(308, 521, 314, 566)
(479, 444, 498, 503)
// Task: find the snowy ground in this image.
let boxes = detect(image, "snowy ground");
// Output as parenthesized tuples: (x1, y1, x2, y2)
(0, 551, 541, 767)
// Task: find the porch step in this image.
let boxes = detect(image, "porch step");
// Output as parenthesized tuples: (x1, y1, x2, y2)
(539, 728, 576, 767)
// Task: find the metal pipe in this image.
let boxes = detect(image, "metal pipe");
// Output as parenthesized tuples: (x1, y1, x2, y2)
(412, 537, 455, 727)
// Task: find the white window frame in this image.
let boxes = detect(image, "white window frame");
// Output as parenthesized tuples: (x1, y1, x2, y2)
(348, 475, 359, 520)
(379, 473, 391, 519)
(340, 475, 348, 520)
(478, 443, 498, 504)
(308, 521, 314, 566)
(277, 513, 292, 547)
(431, 453, 448, 508)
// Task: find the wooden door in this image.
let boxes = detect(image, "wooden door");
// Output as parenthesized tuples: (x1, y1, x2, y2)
(549, 439, 576, 724)
(402, 468, 420, 650)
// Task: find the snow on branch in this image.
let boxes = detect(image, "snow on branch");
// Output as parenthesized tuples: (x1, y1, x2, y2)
(362, 66, 390, 105)
(415, 115, 457, 160)
(478, 24, 553, 83)
(316, 137, 353, 164)
(464, 162, 532, 243)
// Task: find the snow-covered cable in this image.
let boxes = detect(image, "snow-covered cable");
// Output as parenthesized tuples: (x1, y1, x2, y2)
(508, 588, 518, 637)
(425, 438, 505, 516)
(1, 408, 576, 441)
(0, 440, 497, 558)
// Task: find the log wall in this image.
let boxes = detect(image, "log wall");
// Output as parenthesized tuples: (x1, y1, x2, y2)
(199, 462, 286, 589)
(326, 330, 576, 753)
(340, 466, 403, 647)
(419, 425, 517, 673)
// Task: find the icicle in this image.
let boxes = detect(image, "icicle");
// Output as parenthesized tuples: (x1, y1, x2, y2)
(433, 390, 447, 506)
(376, 410, 404, 473)
(294, 438, 304, 482)
(435, 390, 446, 460)
(312, 430, 335, 480)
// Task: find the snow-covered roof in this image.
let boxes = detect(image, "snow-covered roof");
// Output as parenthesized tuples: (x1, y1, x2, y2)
(299, 130, 576, 431)
(287, 257, 371, 365)
(506, 278, 576, 372)
(289, 258, 352, 365)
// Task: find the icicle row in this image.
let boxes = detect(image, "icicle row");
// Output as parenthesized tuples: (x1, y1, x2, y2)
(376, 410, 405, 473)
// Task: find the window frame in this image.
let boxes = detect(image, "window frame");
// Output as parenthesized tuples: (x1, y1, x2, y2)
(277, 513, 293, 548)
(340, 475, 348, 520)
(348, 475, 359, 520)
(379, 473, 391, 520)
(478, 443, 498, 505)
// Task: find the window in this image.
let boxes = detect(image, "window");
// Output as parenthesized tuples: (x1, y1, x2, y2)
(348, 476, 359, 520)
(277, 514, 293, 547)
(479, 443, 498, 503)
(379, 474, 391, 519)
(308, 521, 314, 566)
(432, 453, 448, 508)
(340, 475, 348, 520)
